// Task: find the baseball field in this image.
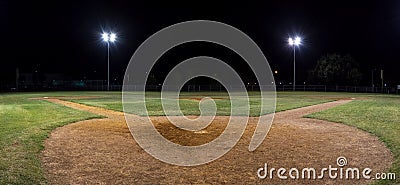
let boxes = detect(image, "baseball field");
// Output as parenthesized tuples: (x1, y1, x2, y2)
(0, 91, 398, 184)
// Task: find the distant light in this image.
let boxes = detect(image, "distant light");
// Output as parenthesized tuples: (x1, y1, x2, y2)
(110, 33, 116, 42)
(274, 70, 278, 74)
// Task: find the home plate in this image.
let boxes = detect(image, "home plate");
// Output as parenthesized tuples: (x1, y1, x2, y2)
(194, 130, 208, 134)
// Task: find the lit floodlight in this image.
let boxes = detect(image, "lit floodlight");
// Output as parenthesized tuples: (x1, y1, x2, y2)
(102, 33, 109, 42)
(100, 31, 118, 91)
(110, 33, 116, 42)
(287, 35, 303, 91)
(289, 36, 301, 46)
(288, 37, 294, 45)
(294, 36, 301, 45)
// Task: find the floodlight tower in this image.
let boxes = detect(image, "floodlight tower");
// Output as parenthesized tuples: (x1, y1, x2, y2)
(102, 32, 116, 91)
(288, 36, 301, 91)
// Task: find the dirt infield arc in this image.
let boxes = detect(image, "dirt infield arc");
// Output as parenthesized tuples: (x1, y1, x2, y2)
(41, 99, 393, 184)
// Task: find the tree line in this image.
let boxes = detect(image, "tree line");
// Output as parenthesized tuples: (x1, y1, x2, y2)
(309, 53, 363, 85)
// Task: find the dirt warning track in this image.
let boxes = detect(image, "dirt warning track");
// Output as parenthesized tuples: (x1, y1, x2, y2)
(41, 98, 393, 184)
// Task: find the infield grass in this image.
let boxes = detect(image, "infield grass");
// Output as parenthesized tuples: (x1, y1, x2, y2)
(68, 91, 342, 116)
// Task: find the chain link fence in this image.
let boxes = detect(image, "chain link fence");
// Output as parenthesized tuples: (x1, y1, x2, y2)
(0, 80, 398, 94)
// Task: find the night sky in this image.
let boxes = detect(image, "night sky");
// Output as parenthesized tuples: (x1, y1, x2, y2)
(1, 0, 400, 85)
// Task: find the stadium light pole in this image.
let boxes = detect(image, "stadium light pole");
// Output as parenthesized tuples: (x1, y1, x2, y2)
(288, 36, 301, 91)
(102, 32, 116, 91)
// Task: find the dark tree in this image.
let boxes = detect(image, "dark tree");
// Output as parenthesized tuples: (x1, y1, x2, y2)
(313, 53, 363, 85)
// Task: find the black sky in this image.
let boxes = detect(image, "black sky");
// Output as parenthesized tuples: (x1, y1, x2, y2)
(1, 0, 400, 85)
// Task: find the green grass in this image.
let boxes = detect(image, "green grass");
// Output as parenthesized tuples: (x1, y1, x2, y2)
(307, 96, 400, 185)
(0, 92, 102, 184)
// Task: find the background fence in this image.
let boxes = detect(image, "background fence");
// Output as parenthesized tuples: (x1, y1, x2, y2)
(1, 80, 399, 94)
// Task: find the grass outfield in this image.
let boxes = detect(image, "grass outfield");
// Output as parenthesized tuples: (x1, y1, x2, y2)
(307, 96, 400, 185)
(0, 91, 398, 184)
(0, 93, 102, 184)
